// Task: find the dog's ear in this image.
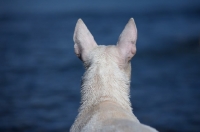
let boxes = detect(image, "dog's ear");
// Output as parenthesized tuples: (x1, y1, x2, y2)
(117, 18, 137, 61)
(73, 19, 97, 61)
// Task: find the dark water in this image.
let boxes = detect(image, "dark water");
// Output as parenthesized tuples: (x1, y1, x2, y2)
(0, 0, 200, 132)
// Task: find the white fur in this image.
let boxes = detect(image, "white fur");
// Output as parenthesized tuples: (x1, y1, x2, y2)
(70, 18, 158, 132)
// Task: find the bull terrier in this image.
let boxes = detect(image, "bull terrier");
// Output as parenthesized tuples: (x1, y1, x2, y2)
(70, 18, 158, 132)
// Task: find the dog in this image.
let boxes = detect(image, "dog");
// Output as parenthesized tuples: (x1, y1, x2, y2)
(70, 18, 158, 132)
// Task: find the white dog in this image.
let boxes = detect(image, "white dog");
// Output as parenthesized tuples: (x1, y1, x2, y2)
(70, 18, 158, 132)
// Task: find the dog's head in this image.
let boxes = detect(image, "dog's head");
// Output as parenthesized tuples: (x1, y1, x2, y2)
(73, 18, 137, 77)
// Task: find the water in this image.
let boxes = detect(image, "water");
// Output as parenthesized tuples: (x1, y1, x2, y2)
(0, 0, 200, 132)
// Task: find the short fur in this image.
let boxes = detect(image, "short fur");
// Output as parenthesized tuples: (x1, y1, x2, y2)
(70, 18, 158, 132)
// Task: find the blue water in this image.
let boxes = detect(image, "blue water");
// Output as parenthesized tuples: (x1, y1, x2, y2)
(0, 0, 200, 132)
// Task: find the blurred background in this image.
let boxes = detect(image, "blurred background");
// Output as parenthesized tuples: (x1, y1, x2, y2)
(0, 0, 200, 132)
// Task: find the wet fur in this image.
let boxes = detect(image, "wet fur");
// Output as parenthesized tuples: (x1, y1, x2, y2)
(70, 19, 158, 132)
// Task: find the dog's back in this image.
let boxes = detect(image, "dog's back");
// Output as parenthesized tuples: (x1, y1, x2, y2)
(70, 18, 158, 132)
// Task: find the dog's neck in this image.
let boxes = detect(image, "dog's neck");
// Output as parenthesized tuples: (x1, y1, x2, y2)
(79, 47, 132, 113)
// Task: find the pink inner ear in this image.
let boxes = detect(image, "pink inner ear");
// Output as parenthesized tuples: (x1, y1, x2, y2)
(117, 18, 137, 61)
(73, 19, 98, 61)
(118, 41, 136, 61)
(74, 44, 81, 58)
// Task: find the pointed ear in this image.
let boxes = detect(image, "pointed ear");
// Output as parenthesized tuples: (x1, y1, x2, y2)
(73, 19, 97, 61)
(117, 18, 137, 61)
